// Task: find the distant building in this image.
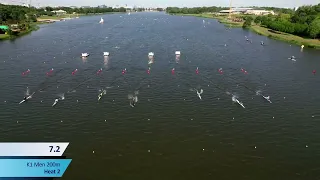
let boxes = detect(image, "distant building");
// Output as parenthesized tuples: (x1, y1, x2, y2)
(219, 8, 274, 16)
(219, 8, 253, 14)
(70, 6, 77, 9)
(244, 10, 275, 15)
(51, 10, 67, 15)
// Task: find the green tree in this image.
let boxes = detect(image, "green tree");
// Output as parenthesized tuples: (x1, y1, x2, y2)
(45, 6, 53, 12)
(243, 16, 253, 28)
(308, 19, 320, 38)
(254, 16, 262, 24)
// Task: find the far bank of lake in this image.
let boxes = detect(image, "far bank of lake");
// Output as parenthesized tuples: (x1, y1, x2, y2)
(1, 13, 122, 41)
(170, 13, 320, 49)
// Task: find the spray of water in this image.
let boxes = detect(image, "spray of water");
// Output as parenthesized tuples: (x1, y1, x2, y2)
(26, 87, 30, 96)
(58, 93, 65, 100)
(232, 95, 237, 102)
(256, 90, 262, 96)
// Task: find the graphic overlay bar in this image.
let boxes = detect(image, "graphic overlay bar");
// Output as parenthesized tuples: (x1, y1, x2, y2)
(0, 143, 69, 156)
(0, 159, 71, 177)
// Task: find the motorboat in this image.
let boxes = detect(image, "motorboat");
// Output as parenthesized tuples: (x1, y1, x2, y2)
(148, 52, 154, 57)
(81, 53, 89, 57)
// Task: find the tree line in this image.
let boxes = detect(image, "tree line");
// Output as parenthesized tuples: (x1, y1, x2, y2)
(244, 4, 320, 38)
(165, 6, 293, 14)
(41, 6, 127, 16)
(0, 3, 131, 25)
(166, 7, 228, 14)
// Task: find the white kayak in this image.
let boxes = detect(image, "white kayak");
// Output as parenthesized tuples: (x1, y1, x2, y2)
(19, 92, 35, 104)
(233, 97, 245, 108)
(263, 96, 272, 103)
(19, 99, 26, 104)
(236, 100, 245, 108)
(98, 90, 106, 101)
(52, 99, 59, 107)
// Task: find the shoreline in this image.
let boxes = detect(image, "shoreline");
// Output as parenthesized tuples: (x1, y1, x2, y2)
(170, 13, 320, 49)
(249, 25, 320, 49)
(0, 23, 40, 41)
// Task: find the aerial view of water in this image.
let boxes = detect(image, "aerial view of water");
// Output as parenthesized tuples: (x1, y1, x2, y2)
(1, 12, 320, 179)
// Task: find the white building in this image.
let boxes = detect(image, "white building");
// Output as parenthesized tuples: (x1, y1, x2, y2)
(52, 10, 67, 15)
(244, 10, 275, 15)
(219, 8, 253, 15)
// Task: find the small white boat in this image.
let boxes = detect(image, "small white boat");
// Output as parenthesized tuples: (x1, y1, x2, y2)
(99, 17, 104, 24)
(82, 53, 89, 57)
(175, 51, 181, 55)
(103, 52, 109, 56)
(148, 52, 154, 57)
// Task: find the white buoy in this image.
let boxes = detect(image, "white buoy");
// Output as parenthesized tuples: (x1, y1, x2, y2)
(301, 45, 304, 49)
(254, 146, 257, 149)
(306, 145, 308, 148)
(93, 150, 95, 153)
(103, 52, 109, 56)
(148, 150, 150, 152)
(175, 51, 181, 55)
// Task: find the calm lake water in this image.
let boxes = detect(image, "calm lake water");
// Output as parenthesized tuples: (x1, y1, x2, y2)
(1, 12, 320, 179)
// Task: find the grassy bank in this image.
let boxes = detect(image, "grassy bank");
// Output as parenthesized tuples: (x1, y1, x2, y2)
(0, 34, 10, 40)
(250, 25, 320, 49)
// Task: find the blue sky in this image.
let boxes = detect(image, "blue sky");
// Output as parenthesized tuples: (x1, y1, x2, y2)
(5, 0, 319, 8)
